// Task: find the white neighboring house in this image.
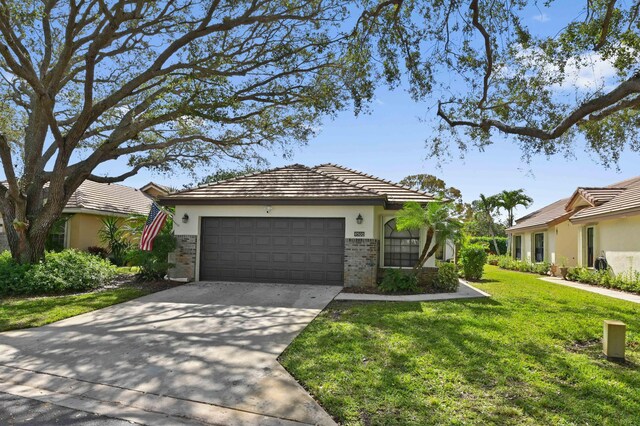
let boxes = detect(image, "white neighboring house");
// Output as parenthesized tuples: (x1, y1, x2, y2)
(507, 176, 640, 274)
(159, 164, 455, 287)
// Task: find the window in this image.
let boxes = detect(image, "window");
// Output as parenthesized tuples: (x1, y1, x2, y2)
(534, 233, 544, 262)
(45, 218, 68, 252)
(383, 218, 419, 267)
(586, 227, 595, 267)
(514, 235, 522, 260)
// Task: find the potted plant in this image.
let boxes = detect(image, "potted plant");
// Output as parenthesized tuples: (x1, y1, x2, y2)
(550, 263, 558, 277)
(559, 257, 569, 280)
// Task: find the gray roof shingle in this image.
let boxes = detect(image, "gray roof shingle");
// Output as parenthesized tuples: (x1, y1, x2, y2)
(508, 198, 572, 232)
(65, 181, 152, 216)
(161, 164, 435, 205)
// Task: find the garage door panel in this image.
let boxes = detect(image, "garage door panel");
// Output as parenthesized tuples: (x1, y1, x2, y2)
(200, 217, 345, 285)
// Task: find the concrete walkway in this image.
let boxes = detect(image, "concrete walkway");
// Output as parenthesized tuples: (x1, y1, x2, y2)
(0, 282, 342, 425)
(334, 281, 490, 301)
(540, 276, 640, 304)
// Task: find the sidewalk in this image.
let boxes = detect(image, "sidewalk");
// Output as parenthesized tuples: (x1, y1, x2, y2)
(539, 276, 640, 304)
(334, 281, 490, 302)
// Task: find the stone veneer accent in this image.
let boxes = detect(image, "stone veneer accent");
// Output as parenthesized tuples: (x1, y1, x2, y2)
(344, 238, 379, 288)
(168, 235, 197, 281)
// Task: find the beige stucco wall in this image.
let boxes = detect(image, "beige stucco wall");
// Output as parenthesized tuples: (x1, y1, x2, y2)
(552, 221, 580, 267)
(591, 215, 640, 274)
(510, 229, 551, 263)
(67, 213, 104, 250)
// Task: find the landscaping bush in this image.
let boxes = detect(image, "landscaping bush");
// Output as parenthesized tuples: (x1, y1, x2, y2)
(459, 243, 488, 281)
(127, 233, 177, 281)
(434, 262, 459, 292)
(0, 249, 117, 296)
(487, 254, 501, 265)
(494, 255, 550, 275)
(378, 268, 418, 293)
(469, 236, 508, 255)
(566, 267, 640, 293)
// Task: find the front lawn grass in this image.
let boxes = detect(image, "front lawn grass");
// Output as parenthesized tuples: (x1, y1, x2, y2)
(0, 288, 148, 332)
(281, 265, 640, 425)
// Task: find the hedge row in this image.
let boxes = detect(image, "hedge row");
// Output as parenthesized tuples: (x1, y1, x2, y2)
(468, 236, 508, 255)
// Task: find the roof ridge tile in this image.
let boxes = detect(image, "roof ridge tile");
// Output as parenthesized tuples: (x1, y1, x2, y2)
(316, 163, 435, 198)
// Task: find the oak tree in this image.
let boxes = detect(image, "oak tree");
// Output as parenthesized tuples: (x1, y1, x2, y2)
(0, 0, 361, 263)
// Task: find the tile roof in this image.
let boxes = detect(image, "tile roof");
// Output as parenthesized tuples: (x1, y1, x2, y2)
(313, 164, 436, 204)
(65, 180, 152, 216)
(571, 178, 640, 222)
(161, 164, 435, 205)
(509, 175, 640, 231)
(507, 198, 572, 232)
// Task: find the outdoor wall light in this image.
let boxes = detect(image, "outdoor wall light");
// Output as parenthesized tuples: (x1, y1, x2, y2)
(266, 205, 273, 214)
(356, 214, 363, 224)
(182, 213, 189, 223)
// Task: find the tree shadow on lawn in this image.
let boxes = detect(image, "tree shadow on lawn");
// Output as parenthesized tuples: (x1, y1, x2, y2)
(285, 297, 640, 425)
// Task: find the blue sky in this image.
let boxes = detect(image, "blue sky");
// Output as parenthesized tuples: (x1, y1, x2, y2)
(60, 2, 640, 223)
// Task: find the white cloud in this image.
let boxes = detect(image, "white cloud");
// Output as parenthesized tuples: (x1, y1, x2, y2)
(553, 52, 618, 91)
(532, 13, 550, 23)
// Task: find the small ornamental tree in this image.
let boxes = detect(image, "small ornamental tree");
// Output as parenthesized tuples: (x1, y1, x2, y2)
(395, 201, 462, 271)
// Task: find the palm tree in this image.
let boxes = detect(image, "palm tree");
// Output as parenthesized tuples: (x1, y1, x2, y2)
(472, 194, 502, 255)
(498, 189, 533, 227)
(396, 201, 463, 270)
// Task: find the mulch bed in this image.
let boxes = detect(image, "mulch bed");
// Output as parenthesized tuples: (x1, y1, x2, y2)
(103, 274, 186, 293)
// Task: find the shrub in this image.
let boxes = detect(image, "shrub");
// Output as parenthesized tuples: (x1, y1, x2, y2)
(565, 267, 640, 293)
(378, 269, 418, 293)
(128, 233, 177, 281)
(434, 262, 459, 292)
(494, 255, 550, 275)
(0, 249, 117, 296)
(468, 236, 508, 255)
(487, 254, 501, 265)
(98, 216, 132, 266)
(459, 243, 488, 281)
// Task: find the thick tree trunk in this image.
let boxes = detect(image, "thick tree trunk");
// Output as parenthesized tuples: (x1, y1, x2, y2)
(0, 184, 67, 264)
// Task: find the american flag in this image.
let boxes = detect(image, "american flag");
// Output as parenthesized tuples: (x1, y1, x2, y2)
(140, 203, 168, 251)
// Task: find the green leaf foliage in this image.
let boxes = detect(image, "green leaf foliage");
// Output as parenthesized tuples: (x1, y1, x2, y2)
(0, 250, 117, 296)
(459, 243, 488, 281)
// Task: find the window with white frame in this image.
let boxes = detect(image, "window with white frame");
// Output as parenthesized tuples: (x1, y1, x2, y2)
(514, 235, 522, 260)
(533, 232, 544, 262)
(586, 226, 595, 267)
(383, 218, 419, 267)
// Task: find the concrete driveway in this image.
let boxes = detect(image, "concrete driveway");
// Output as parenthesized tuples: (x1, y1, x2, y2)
(0, 282, 341, 425)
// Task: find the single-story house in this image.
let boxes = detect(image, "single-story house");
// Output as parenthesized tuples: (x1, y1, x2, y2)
(507, 176, 640, 274)
(160, 164, 454, 287)
(0, 181, 154, 252)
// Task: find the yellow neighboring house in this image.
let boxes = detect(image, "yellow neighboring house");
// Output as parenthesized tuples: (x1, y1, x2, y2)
(507, 176, 640, 275)
(0, 181, 165, 252)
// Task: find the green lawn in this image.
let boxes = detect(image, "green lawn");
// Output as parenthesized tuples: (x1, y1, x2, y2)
(281, 266, 640, 425)
(0, 288, 148, 332)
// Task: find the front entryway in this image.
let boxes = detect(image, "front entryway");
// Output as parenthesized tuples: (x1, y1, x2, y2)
(199, 217, 345, 285)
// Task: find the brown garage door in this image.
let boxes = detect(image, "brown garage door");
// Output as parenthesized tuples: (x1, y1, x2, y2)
(199, 217, 345, 285)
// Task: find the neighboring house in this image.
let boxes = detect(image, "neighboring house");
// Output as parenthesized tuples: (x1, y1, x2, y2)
(140, 182, 171, 199)
(0, 181, 153, 252)
(160, 164, 454, 287)
(507, 176, 640, 274)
